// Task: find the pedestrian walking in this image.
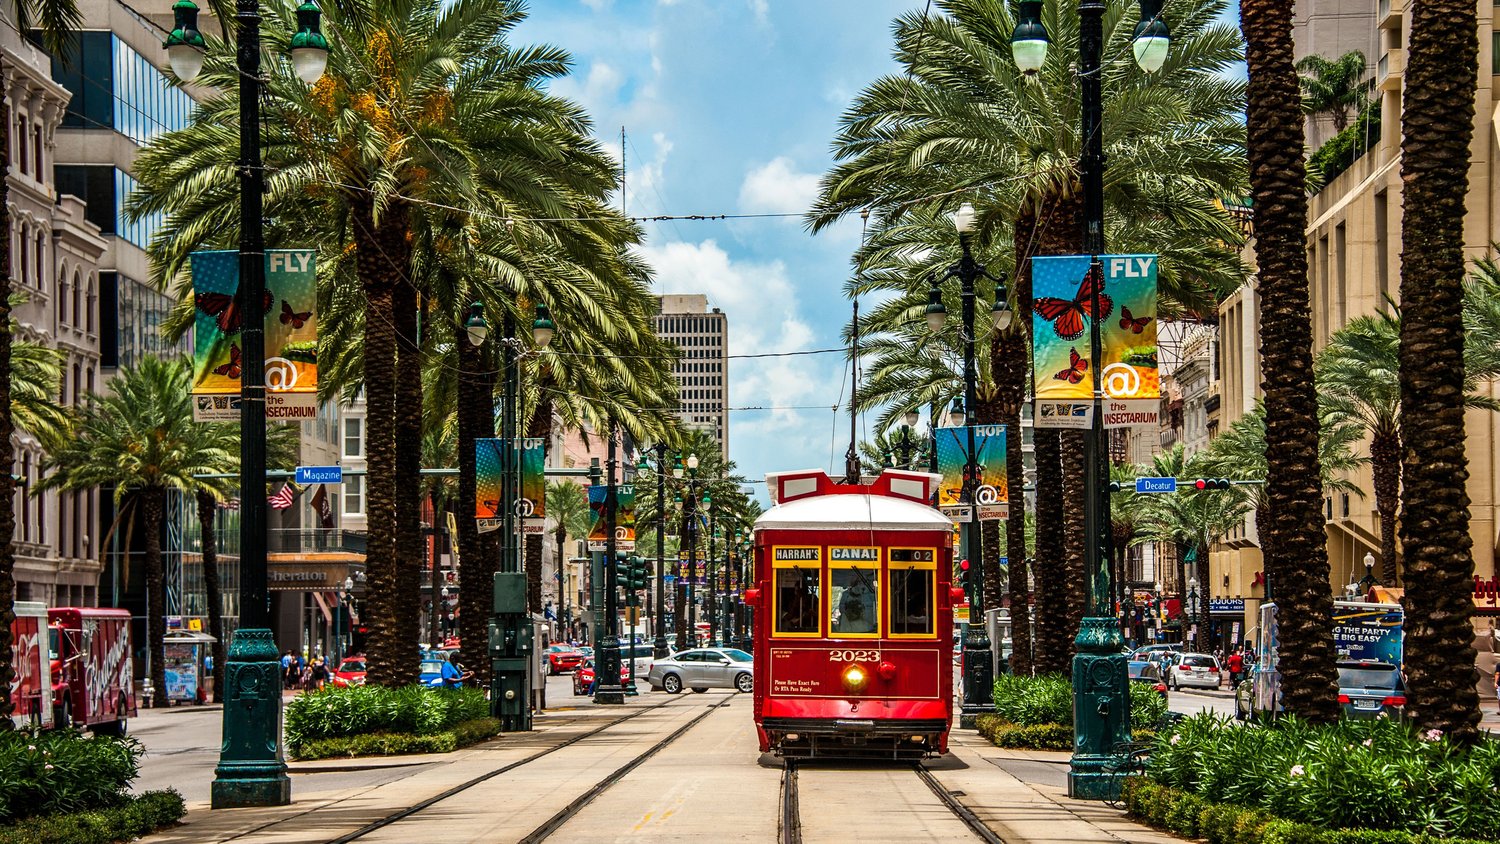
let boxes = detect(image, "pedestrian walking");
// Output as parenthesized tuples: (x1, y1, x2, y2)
(310, 658, 330, 691)
(281, 651, 297, 688)
(1227, 649, 1245, 689)
(1493, 662, 1500, 715)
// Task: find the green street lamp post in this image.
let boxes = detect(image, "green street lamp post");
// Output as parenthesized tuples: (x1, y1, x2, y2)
(641, 444, 672, 659)
(168, 0, 327, 810)
(706, 492, 717, 647)
(1010, 0, 1171, 800)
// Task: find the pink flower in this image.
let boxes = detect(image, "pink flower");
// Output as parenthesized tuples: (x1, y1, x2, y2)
(1424, 729, 1443, 742)
(1362, 738, 1374, 747)
(43, 764, 53, 771)
(1290, 764, 1305, 777)
(26, 745, 35, 752)
(1170, 734, 1181, 745)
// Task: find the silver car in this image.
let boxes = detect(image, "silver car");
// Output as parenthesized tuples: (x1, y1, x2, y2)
(1166, 652, 1222, 690)
(647, 648, 754, 694)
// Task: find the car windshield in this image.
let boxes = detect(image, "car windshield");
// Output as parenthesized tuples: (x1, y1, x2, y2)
(1183, 656, 1217, 668)
(722, 649, 753, 663)
(340, 661, 366, 672)
(420, 661, 444, 674)
(1338, 664, 1400, 690)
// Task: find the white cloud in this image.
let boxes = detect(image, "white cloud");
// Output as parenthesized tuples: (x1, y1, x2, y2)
(738, 156, 820, 216)
(580, 0, 612, 9)
(747, 0, 770, 26)
(582, 61, 624, 106)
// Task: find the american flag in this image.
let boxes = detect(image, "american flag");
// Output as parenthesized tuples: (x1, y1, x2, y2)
(268, 483, 298, 510)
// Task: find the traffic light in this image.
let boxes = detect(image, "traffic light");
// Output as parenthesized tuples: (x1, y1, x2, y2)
(629, 556, 650, 590)
(1107, 481, 1123, 493)
(1193, 478, 1231, 491)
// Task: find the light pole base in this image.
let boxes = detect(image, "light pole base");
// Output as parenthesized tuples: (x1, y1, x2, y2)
(593, 682, 626, 705)
(654, 636, 670, 660)
(1068, 617, 1129, 802)
(211, 629, 290, 809)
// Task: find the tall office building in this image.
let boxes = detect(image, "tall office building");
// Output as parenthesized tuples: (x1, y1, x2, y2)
(654, 294, 728, 456)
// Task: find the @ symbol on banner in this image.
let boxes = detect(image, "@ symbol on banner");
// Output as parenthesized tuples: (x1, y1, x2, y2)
(1102, 362, 1140, 398)
(975, 485, 1002, 506)
(514, 498, 535, 518)
(264, 357, 301, 392)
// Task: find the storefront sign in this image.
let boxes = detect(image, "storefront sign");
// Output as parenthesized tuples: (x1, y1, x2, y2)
(1209, 598, 1246, 615)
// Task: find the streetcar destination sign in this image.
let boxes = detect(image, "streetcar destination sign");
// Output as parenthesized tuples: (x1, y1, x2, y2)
(1135, 477, 1177, 494)
(774, 547, 819, 561)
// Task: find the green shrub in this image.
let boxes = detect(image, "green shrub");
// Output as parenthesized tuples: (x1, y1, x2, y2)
(992, 672, 1173, 732)
(1123, 779, 1495, 844)
(1148, 713, 1500, 841)
(284, 685, 488, 749)
(1309, 104, 1381, 189)
(0, 789, 183, 844)
(0, 730, 142, 822)
(290, 717, 501, 761)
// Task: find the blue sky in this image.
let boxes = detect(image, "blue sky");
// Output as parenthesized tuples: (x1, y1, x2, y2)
(516, 0, 922, 498)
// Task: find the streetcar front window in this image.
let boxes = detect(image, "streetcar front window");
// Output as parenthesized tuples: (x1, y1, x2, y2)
(829, 566, 880, 636)
(774, 567, 820, 635)
(890, 568, 935, 635)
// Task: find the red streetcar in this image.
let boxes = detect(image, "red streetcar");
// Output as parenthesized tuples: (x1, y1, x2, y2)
(748, 469, 956, 760)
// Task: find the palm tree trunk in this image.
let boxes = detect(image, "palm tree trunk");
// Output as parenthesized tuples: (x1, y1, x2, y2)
(394, 283, 423, 664)
(525, 402, 554, 616)
(0, 96, 15, 724)
(1032, 429, 1068, 675)
(1242, 0, 1338, 722)
(1369, 430, 1401, 585)
(1398, 0, 1482, 744)
(457, 327, 497, 682)
(354, 198, 413, 687)
(996, 228, 1033, 676)
(142, 488, 167, 708)
(195, 491, 226, 703)
(1060, 432, 1088, 662)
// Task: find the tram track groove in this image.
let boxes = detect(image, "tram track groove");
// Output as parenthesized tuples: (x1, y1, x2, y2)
(914, 763, 1011, 844)
(517, 697, 733, 843)
(327, 698, 676, 844)
(779, 761, 802, 844)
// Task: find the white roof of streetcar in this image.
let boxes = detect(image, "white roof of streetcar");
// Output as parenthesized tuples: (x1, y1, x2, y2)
(754, 469, 953, 533)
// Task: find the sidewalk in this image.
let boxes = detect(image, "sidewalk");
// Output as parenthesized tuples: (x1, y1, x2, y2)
(941, 730, 1184, 844)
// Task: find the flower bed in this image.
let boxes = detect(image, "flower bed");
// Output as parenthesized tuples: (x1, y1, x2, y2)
(1146, 713, 1500, 841)
(1123, 779, 1491, 844)
(0, 729, 184, 844)
(976, 673, 1170, 750)
(284, 685, 495, 758)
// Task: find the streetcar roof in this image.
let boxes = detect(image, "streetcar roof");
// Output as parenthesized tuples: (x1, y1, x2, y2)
(755, 469, 951, 532)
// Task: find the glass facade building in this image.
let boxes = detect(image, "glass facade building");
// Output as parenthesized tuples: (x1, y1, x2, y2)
(52, 31, 194, 144)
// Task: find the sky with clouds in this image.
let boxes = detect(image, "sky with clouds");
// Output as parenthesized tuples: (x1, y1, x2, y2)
(516, 0, 924, 498)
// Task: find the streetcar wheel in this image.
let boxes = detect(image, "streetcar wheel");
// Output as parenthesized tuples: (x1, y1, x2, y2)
(735, 673, 753, 693)
(691, 687, 708, 694)
(662, 673, 683, 694)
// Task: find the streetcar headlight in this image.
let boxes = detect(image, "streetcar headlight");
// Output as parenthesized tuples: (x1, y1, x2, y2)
(842, 665, 869, 694)
(785, 733, 800, 742)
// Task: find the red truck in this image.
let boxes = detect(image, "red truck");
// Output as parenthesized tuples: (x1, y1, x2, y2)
(47, 607, 136, 735)
(7, 601, 54, 729)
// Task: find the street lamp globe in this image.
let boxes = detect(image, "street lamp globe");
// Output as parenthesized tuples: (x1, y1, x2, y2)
(289, 1, 331, 84)
(464, 302, 488, 347)
(1363, 551, 1376, 571)
(164, 0, 208, 83)
(1010, 0, 1050, 75)
(342, 576, 354, 592)
(948, 397, 967, 428)
(672, 454, 685, 479)
(1131, 0, 1171, 74)
(992, 277, 1014, 331)
(925, 285, 948, 332)
(532, 304, 556, 348)
(686, 453, 700, 472)
(904, 409, 920, 428)
(952, 202, 977, 235)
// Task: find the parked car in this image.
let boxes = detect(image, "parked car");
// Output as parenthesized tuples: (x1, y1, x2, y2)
(419, 658, 448, 687)
(1337, 660, 1406, 719)
(1128, 660, 1169, 700)
(331, 656, 367, 687)
(1131, 644, 1182, 662)
(545, 644, 584, 675)
(647, 648, 754, 694)
(1166, 652, 1222, 690)
(571, 658, 632, 695)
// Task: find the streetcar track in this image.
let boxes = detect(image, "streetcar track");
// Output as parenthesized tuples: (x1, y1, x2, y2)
(518, 698, 732, 843)
(914, 763, 1010, 844)
(780, 760, 802, 844)
(328, 698, 676, 844)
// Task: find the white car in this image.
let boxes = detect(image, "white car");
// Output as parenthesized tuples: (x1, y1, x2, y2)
(1166, 652, 1222, 690)
(646, 648, 754, 694)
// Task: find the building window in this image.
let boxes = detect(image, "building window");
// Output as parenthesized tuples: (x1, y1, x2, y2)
(343, 475, 364, 515)
(344, 417, 363, 457)
(74, 272, 83, 329)
(34, 232, 45, 289)
(59, 273, 69, 325)
(32, 124, 42, 178)
(15, 116, 26, 176)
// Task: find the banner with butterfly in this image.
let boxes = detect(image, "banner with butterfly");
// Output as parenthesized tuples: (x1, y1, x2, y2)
(933, 425, 1008, 521)
(586, 483, 636, 552)
(1030, 254, 1160, 430)
(476, 438, 505, 534)
(189, 250, 318, 421)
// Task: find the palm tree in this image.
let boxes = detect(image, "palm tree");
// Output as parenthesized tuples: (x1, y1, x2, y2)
(1315, 278, 1500, 586)
(0, 0, 82, 728)
(35, 357, 228, 706)
(1296, 51, 1370, 132)
(1397, 0, 1482, 744)
(1241, 0, 1339, 723)
(546, 480, 591, 629)
(131, 0, 632, 685)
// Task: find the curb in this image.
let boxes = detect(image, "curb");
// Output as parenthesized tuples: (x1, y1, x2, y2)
(288, 757, 442, 774)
